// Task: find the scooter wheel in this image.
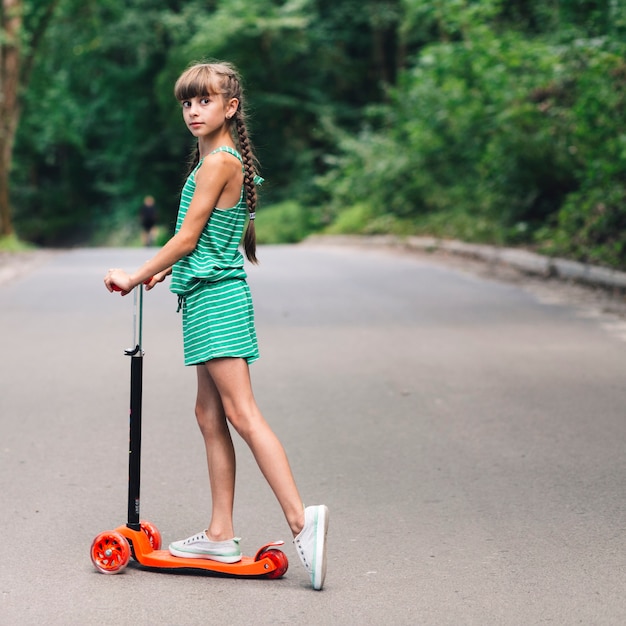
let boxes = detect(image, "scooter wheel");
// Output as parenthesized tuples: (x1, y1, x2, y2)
(257, 548, 289, 579)
(140, 520, 162, 550)
(90, 531, 131, 574)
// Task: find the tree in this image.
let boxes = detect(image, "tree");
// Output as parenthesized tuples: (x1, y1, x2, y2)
(11, 0, 407, 244)
(0, 0, 58, 237)
(12, 0, 193, 245)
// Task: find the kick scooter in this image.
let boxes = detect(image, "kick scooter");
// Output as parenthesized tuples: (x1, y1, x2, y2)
(90, 284, 289, 578)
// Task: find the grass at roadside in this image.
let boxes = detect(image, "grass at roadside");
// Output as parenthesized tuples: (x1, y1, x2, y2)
(0, 234, 36, 253)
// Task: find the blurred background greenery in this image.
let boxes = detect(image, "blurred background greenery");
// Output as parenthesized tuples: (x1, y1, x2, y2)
(2, 0, 625, 268)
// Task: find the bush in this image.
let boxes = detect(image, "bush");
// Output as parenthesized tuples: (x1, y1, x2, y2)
(540, 184, 626, 267)
(324, 203, 376, 234)
(319, 29, 626, 268)
(0, 234, 35, 252)
(320, 31, 571, 230)
(254, 200, 312, 244)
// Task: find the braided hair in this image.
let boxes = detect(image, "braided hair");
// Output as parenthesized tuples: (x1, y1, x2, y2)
(174, 61, 260, 263)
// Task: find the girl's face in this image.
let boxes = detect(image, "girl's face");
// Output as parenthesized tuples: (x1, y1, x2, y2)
(180, 94, 238, 138)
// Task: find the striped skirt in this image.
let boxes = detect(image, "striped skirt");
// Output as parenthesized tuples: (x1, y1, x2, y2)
(180, 279, 259, 366)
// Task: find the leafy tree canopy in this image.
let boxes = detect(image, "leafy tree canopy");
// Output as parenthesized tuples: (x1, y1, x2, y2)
(6, 0, 626, 268)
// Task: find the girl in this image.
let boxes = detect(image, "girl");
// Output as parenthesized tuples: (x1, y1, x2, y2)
(104, 61, 328, 590)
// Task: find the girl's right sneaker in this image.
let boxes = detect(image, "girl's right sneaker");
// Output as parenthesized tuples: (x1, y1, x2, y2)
(293, 505, 329, 590)
(168, 532, 242, 563)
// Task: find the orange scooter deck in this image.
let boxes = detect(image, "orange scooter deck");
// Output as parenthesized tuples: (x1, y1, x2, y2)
(116, 525, 288, 577)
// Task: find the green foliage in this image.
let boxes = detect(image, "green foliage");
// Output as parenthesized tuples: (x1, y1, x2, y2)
(254, 201, 312, 244)
(319, 18, 626, 267)
(11, 0, 404, 245)
(7, 0, 626, 268)
(324, 203, 377, 235)
(541, 184, 626, 267)
(323, 202, 418, 237)
(12, 0, 186, 244)
(0, 235, 35, 252)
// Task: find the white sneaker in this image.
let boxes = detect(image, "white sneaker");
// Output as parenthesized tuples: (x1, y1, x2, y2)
(293, 505, 329, 590)
(168, 532, 242, 563)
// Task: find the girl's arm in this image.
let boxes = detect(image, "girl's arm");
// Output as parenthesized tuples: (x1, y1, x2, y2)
(104, 153, 237, 294)
(144, 266, 172, 291)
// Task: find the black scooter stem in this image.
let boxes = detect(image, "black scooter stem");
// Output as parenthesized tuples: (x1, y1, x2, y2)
(124, 287, 144, 531)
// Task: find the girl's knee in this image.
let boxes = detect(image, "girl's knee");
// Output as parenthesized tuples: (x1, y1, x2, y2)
(195, 403, 227, 438)
(224, 405, 262, 441)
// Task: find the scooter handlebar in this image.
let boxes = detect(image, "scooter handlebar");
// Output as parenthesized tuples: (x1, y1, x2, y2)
(111, 279, 153, 293)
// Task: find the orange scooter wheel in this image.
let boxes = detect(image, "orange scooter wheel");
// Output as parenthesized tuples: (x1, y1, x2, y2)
(91, 531, 131, 574)
(258, 548, 289, 579)
(140, 520, 162, 550)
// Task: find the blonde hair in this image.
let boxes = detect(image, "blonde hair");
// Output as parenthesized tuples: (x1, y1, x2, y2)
(175, 62, 259, 263)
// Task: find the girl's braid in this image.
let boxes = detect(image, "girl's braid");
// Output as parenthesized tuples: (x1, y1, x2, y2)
(236, 112, 258, 264)
(224, 68, 259, 264)
(235, 114, 257, 217)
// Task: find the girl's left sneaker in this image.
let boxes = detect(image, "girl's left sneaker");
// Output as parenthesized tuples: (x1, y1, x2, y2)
(168, 532, 242, 563)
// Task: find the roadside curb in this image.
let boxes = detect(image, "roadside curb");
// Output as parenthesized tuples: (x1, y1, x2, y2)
(0, 250, 57, 286)
(306, 235, 626, 292)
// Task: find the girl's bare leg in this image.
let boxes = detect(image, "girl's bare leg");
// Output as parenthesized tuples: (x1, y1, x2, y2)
(195, 364, 237, 540)
(204, 357, 305, 536)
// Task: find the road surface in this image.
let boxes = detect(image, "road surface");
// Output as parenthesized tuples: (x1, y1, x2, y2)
(1, 244, 625, 625)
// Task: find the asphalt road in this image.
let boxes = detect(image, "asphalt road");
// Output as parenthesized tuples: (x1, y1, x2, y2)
(1, 244, 625, 625)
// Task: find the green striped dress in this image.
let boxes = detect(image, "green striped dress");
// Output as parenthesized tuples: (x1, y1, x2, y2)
(169, 146, 260, 366)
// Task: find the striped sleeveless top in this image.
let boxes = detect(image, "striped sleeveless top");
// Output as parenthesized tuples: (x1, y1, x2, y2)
(169, 146, 258, 296)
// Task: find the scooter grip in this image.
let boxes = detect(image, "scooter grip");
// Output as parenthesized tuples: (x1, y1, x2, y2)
(111, 278, 153, 292)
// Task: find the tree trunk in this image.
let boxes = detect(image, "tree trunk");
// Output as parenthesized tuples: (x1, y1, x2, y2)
(0, 0, 22, 237)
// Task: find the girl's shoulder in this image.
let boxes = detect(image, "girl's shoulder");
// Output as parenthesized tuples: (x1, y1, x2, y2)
(195, 147, 243, 188)
(196, 147, 241, 174)
(195, 146, 242, 173)
(210, 145, 243, 162)
(206, 146, 264, 186)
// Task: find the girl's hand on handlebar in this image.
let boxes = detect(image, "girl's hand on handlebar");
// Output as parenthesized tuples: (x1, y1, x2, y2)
(104, 268, 133, 295)
(145, 267, 172, 291)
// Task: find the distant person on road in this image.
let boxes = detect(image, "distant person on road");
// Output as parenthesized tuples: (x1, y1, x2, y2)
(103, 62, 328, 590)
(140, 195, 157, 246)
